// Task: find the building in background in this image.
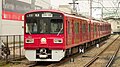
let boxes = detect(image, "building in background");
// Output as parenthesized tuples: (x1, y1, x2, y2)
(58, 5, 72, 14)
(0, 0, 51, 35)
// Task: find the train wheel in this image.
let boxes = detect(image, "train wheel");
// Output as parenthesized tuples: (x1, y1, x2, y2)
(65, 48, 72, 57)
(69, 48, 72, 55)
(70, 57, 74, 62)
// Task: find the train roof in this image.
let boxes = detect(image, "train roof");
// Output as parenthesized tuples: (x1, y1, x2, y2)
(25, 9, 65, 15)
(25, 9, 111, 24)
(25, 9, 90, 21)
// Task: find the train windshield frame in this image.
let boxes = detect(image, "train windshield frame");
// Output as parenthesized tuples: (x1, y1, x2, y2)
(25, 12, 64, 34)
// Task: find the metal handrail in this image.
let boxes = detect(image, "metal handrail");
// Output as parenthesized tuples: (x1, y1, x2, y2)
(0, 35, 24, 63)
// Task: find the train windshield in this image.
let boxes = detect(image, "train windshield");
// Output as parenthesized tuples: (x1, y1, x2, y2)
(25, 12, 63, 34)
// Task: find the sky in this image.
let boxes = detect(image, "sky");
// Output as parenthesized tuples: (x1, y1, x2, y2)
(50, 0, 119, 19)
(51, 0, 72, 8)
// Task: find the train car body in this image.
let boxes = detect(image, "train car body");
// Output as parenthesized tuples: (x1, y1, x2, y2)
(24, 10, 111, 61)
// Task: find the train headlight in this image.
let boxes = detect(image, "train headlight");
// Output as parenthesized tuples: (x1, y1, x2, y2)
(54, 38, 63, 43)
(25, 38, 34, 43)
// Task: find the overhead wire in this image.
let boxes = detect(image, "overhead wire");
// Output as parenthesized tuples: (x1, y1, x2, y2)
(78, 0, 120, 19)
(115, 2, 120, 18)
(92, 1, 114, 13)
(92, 0, 120, 19)
(110, 0, 120, 18)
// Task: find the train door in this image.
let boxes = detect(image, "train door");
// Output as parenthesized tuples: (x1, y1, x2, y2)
(86, 21, 88, 41)
(74, 19, 80, 44)
(72, 19, 74, 44)
(88, 21, 91, 41)
(98, 23, 100, 38)
(66, 19, 72, 46)
(82, 20, 86, 41)
(94, 23, 97, 39)
(97, 23, 99, 38)
(80, 20, 82, 42)
(100, 24, 102, 37)
(91, 22, 94, 40)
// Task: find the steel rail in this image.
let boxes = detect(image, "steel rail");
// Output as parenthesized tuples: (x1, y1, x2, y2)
(84, 35, 120, 67)
(28, 62, 37, 67)
(47, 52, 83, 67)
(106, 42, 120, 67)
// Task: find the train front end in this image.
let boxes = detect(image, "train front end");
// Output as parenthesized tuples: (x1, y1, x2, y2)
(24, 10, 66, 61)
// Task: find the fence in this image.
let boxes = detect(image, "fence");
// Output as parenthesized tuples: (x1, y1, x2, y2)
(0, 35, 24, 63)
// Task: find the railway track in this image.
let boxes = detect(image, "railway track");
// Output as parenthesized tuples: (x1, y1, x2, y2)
(27, 53, 81, 67)
(106, 44, 120, 67)
(84, 35, 120, 67)
(28, 61, 56, 67)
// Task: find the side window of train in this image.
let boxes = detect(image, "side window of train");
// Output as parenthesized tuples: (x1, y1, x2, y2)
(109, 25, 111, 30)
(82, 21, 86, 33)
(103, 25, 104, 31)
(88, 24, 91, 32)
(94, 24, 96, 32)
(77, 23, 79, 34)
(101, 25, 103, 31)
(99, 25, 100, 31)
(101, 25, 102, 31)
(74, 22, 79, 34)
(74, 22, 75, 33)
(68, 21, 70, 34)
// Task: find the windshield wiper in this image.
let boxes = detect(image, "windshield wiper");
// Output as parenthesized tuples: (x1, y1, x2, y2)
(28, 30, 31, 35)
(57, 27, 63, 36)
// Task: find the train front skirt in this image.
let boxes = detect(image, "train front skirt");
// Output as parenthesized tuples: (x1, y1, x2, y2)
(25, 49, 65, 61)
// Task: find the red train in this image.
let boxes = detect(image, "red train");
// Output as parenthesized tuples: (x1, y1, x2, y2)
(24, 10, 111, 61)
